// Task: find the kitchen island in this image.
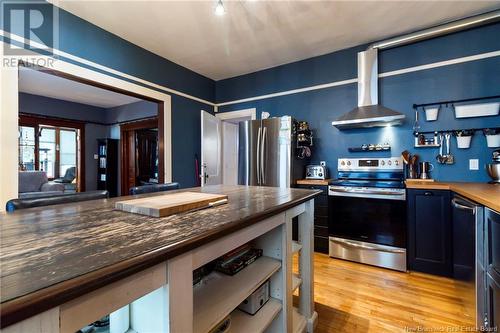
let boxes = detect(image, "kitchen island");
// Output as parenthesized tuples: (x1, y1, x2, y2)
(0, 185, 320, 333)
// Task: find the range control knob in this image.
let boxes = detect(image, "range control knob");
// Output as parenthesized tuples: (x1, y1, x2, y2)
(387, 160, 392, 166)
(307, 173, 312, 177)
(341, 161, 345, 166)
(380, 160, 385, 166)
(318, 173, 323, 177)
(347, 161, 351, 166)
(394, 160, 400, 166)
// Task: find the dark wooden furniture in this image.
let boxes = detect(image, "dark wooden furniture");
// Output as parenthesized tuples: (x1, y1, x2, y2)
(129, 182, 180, 195)
(5, 190, 109, 212)
(296, 184, 329, 254)
(407, 189, 452, 277)
(120, 118, 159, 196)
(97, 139, 118, 197)
(0, 186, 320, 327)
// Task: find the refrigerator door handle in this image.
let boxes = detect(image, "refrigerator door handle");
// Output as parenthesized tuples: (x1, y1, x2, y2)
(256, 127, 262, 185)
(261, 127, 267, 184)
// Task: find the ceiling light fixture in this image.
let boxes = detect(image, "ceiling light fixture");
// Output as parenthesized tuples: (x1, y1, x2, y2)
(214, 0, 225, 16)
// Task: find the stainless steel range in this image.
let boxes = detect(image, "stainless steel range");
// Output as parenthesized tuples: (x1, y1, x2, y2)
(328, 157, 407, 271)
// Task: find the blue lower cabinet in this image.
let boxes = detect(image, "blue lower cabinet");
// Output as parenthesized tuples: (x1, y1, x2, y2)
(296, 184, 329, 254)
(407, 189, 453, 277)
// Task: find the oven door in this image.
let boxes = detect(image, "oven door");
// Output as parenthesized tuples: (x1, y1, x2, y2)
(328, 186, 406, 248)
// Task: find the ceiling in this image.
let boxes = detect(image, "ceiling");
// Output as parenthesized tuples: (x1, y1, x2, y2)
(51, 1, 500, 80)
(19, 67, 141, 108)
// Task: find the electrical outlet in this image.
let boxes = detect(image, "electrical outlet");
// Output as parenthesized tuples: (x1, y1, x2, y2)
(320, 161, 326, 166)
(94, 154, 99, 160)
(469, 159, 479, 170)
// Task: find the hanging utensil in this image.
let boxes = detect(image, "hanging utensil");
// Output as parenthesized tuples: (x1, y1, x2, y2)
(436, 134, 447, 164)
(445, 133, 455, 164)
(413, 108, 420, 131)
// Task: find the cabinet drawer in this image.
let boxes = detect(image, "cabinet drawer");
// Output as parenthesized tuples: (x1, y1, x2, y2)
(314, 216, 328, 227)
(315, 205, 328, 218)
(314, 236, 329, 254)
(296, 184, 328, 195)
(315, 225, 329, 238)
(314, 195, 328, 207)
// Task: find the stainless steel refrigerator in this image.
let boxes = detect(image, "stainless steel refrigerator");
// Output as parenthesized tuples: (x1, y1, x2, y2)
(238, 116, 306, 187)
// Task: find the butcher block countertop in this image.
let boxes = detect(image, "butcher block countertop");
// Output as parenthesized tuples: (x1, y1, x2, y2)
(0, 185, 320, 328)
(296, 179, 331, 186)
(405, 181, 500, 212)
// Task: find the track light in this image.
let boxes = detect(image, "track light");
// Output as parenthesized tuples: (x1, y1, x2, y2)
(215, 0, 225, 16)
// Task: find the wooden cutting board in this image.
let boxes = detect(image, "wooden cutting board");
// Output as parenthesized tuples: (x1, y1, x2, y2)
(115, 192, 228, 217)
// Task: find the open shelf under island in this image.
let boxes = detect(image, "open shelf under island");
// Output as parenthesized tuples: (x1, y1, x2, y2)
(0, 185, 320, 333)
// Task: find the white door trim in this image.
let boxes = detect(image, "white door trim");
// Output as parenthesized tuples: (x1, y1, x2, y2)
(215, 108, 256, 121)
(0, 44, 172, 210)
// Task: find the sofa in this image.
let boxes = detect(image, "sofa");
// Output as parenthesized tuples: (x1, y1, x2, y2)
(18, 171, 65, 199)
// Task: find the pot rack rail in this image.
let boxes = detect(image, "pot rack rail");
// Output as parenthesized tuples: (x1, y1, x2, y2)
(413, 127, 496, 135)
(413, 95, 500, 109)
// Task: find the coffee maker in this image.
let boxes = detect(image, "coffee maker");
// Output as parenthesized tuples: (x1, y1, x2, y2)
(419, 162, 434, 180)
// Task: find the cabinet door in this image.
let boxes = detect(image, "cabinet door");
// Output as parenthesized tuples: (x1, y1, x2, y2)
(407, 189, 452, 276)
(486, 272, 500, 330)
(486, 208, 500, 278)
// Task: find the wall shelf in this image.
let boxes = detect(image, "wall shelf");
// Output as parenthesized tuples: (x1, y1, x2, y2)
(193, 256, 281, 333)
(414, 143, 440, 148)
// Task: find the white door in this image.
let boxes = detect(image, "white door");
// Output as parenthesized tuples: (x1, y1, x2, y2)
(201, 110, 222, 186)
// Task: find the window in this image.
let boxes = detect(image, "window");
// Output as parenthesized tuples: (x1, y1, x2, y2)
(39, 127, 56, 178)
(18, 126, 36, 171)
(59, 129, 77, 177)
(19, 115, 84, 191)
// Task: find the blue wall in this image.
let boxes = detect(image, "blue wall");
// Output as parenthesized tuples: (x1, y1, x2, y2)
(105, 100, 157, 124)
(216, 23, 500, 183)
(3, 1, 217, 188)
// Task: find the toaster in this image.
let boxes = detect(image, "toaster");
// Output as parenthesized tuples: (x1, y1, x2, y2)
(305, 165, 327, 180)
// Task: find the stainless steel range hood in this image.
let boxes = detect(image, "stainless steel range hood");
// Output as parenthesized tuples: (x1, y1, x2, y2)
(332, 49, 404, 129)
(332, 10, 500, 130)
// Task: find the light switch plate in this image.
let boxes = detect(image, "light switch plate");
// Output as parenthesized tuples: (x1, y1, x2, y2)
(94, 154, 99, 160)
(469, 159, 479, 170)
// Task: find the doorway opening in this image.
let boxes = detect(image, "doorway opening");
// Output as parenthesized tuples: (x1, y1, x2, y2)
(17, 65, 166, 198)
(201, 108, 255, 186)
(120, 118, 160, 195)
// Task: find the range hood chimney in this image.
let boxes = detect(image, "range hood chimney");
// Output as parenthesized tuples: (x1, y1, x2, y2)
(332, 10, 500, 130)
(331, 49, 404, 129)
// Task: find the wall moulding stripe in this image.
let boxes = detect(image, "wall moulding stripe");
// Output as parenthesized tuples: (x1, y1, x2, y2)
(217, 50, 500, 107)
(0, 30, 216, 107)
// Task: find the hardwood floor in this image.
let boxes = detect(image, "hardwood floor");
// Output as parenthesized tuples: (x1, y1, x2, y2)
(301, 253, 475, 333)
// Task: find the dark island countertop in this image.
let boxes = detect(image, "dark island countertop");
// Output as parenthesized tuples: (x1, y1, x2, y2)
(0, 185, 320, 328)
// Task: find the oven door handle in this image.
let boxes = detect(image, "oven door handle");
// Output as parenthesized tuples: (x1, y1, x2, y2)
(329, 188, 405, 197)
(330, 238, 406, 254)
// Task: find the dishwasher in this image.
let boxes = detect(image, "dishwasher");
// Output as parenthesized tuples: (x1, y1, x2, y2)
(451, 194, 484, 329)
